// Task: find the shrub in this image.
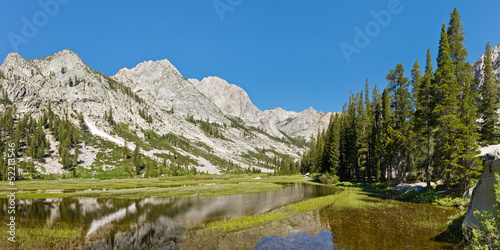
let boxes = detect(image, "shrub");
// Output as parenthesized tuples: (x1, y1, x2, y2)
(314, 172, 339, 184)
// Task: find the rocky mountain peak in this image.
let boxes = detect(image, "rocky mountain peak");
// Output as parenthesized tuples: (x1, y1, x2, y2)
(194, 76, 262, 121)
(301, 107, 318, 114)
(116, 67, 129, 76)
(117, 59, 182, 80)
(114, 58, 228, 123)
(473, 43, 500, 84)
(3, 52, 25, 66)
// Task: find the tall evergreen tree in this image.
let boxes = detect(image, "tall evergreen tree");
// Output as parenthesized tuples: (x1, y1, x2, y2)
(386, 63, 412, 181)
(434, 23, 459, 189)
(479, 42, 500, 145)
(414, 49, 437, 187)
(369, 85, 382, 181)
(364, 80, 374, 181)
(410, 60, 424, 181)
(381, 88, 393, 181)
(356, 91, 368, 181)
(134, 143, 142, 175)
(446, 9, 482, 193)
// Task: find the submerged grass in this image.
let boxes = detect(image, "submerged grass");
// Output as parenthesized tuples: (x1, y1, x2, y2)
(190, 188, 391, 237)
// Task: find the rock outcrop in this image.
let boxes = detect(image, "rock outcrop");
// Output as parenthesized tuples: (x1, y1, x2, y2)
(392, 182, 435, 193)
(464, 158, 500, 229)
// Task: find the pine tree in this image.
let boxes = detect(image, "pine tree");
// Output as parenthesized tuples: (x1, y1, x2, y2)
(414, 49, 437, 187)
(386, 63, 412, 181)
(364, 80, 374, 181)
(356, 91, 367, 181)
(409, 60, 424, 177)
(370, 85, 383, 181)
(133, 143, 142, 175)
(322, 113, 341, 175)
(78, 112, 88, 132)
(74, 137, 80, 166)
(479, 42, 500, 145)
(434, 22, 469, 192)
(107, 107, 114, 126)
(381, 88, 393, 181)
(446, 9, 481, 193)
(342, 94, 358, 181)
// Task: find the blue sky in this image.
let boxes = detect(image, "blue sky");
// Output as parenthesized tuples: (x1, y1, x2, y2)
(1, 1, 499, 113)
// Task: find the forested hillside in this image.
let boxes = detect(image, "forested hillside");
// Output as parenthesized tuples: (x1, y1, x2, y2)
(301, 8, 500, 195)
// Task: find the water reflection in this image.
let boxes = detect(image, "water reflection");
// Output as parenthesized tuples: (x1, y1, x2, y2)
(254, 231, 334, 250)
(0, 183, 336, 248)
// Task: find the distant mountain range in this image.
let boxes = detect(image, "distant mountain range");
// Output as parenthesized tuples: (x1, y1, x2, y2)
(0, 50, 331, 174)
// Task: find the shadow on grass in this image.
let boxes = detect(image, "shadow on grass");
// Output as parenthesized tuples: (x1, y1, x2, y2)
(335, 181, 466, 248)
(431, 213, 465, 247)
(336, 181, 396, 200)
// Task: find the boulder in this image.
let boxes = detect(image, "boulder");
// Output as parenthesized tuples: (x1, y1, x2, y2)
(462, 186, 475, 199)
(392, 182, 435, 193)
(463, 159, 500, 229)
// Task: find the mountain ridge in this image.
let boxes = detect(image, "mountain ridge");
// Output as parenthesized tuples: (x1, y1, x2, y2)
(0, 49, 329, 175)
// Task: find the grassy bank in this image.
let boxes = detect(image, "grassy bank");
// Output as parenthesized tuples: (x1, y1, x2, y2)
(0, 175, 315, 199)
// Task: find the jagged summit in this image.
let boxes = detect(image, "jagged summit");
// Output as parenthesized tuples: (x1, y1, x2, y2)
(473, 43, 500, 84)
(116, 67, 129, 76)
(3, 52, 25, 65)
(115, 58, 182, 79)
(193, 76, 261, 121)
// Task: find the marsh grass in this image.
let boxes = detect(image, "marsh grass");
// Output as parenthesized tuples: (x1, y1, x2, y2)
(6, 182, 283, 199)
(0, 175, 312, 194)
(2, 221, 83, 250)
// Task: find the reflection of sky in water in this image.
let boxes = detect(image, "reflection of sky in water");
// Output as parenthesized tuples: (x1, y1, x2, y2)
(254, 231, 334, 250)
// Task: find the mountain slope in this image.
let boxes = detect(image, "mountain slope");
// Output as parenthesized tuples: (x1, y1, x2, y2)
(190, 76, 332, 140)
(0, 50, 330, 177)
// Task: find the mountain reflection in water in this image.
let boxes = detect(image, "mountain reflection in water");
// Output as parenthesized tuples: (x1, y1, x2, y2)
(1, 183, 336, 248)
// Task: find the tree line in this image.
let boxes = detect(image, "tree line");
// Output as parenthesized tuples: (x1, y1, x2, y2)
(301, 8, 499, 194)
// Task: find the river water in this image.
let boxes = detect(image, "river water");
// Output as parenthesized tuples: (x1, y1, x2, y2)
(1, 183, 337, 249)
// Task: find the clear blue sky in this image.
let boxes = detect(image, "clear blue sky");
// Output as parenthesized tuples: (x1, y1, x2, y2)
(1, 1, 500, 113)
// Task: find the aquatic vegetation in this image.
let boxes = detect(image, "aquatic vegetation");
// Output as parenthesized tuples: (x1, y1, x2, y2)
(184, 186, 461, 249)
